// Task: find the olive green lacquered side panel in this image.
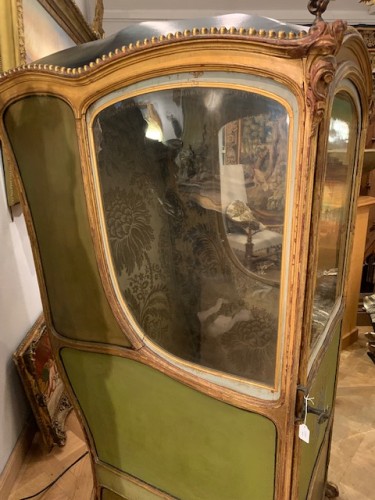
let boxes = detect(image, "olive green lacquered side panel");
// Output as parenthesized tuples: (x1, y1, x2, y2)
(4, 96, 129, 346)
(308, 434, 330, 500)
(298, 326, 341, 500)
(61, 348, 277, 500)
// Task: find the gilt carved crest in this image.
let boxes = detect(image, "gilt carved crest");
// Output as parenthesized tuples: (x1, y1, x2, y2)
(306, 20, 347, 133)
(307, 56, 337, 134)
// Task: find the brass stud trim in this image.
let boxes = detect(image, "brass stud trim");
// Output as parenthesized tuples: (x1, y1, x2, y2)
(0, 24, 309, 79)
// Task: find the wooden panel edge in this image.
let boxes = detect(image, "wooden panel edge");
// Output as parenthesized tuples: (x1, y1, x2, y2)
(37, 0, 98, 44)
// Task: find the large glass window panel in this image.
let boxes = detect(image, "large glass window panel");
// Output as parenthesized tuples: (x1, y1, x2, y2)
(91, 84, 291, 387)
(311, 92, 358, 350)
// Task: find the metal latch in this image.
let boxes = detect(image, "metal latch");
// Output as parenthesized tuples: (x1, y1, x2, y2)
(296, 385, 330, 425)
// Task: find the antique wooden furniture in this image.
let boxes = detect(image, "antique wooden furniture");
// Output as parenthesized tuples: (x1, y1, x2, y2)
(0, 2, 372, 499)
(342, 196, 375, 348)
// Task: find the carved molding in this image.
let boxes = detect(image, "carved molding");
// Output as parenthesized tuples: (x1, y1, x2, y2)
(357, 28, 375, 97)
(37, 0, 99, 44)
(92, 0, 104, 39)
(305, 20, 347, 134)
(16, 0, 26, 65)
(308, 19, 347, 56)
(307, 55, 337, 134)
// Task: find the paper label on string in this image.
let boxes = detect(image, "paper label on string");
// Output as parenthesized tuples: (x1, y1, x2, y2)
(299, 424, 310, 443)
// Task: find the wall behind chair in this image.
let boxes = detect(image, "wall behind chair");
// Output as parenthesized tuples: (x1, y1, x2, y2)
(0, 152, 42, 474)
(102, 0, 375, 36)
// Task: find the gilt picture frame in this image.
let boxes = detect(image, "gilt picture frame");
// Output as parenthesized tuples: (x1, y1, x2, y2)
(13, 315, 72, 450)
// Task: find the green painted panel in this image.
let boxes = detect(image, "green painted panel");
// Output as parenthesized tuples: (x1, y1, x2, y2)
(308, 435, 330, 500)
(4, 96, 129, 346)
(61, 348, 276, 500)
(298, 325, 341, 500)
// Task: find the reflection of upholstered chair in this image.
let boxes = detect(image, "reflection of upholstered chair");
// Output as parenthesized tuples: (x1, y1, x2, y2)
(225, 200, 283, 272)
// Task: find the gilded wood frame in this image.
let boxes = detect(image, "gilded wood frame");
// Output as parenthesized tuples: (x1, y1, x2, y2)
(0, 19, 371, 500)
(13, 314, 73, 450)
(36, 0, 99, 44)
(0, 0, 25, 206)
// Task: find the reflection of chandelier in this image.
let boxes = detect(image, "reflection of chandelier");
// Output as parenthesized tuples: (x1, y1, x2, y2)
(360, 1, 375, 5)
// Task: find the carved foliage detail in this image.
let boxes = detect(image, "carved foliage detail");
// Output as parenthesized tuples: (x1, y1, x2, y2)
(308, 19, 347, 57)
(305, 18, 347, 134)
(307, 56, 337, 134)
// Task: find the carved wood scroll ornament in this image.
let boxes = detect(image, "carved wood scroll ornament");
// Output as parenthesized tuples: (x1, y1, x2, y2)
(306, 19, 347, 134)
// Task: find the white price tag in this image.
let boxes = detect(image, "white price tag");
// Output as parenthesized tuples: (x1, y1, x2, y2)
(299, 423, 310, 443)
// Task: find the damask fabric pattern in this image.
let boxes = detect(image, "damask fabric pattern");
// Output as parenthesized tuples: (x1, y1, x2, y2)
(93, 92, 281, 386)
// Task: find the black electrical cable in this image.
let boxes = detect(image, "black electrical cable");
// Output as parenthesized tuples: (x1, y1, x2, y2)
(18, 451, 89, 500)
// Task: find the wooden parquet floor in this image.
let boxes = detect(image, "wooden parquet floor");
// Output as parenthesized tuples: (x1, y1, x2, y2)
(9, 412, 93, 500)
(7, 329, 375, 499)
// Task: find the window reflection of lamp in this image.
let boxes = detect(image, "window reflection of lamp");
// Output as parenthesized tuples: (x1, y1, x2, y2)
(144, 103, 163, 142)
(329, 119, 349, 144)
(204, 90, 223, 111)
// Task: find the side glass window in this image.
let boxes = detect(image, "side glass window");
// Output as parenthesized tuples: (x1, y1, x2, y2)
(311, 92, 358, 350)
(91, 86, 291, 387)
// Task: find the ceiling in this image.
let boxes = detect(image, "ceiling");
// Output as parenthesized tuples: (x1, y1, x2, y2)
(98, 0, 375, 35)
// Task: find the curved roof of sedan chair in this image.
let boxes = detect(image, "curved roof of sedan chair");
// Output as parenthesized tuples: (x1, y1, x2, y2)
(1, 10, 362, 82)
(0, 11, 366, 81)
(33, 13, 309, 69)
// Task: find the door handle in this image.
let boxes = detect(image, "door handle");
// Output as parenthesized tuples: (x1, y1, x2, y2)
(295, 385, 330, 424)
(307, 404, 330, 424)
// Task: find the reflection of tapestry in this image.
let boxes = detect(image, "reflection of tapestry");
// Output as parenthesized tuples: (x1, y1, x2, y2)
(13, 315, 72, 449)
(223, 110, 287, 226)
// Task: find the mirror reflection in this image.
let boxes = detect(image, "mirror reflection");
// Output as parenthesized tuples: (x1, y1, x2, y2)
(92, 86, 290, 386)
